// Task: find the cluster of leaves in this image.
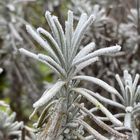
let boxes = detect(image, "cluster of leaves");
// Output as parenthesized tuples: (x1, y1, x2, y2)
(70, 0, 140, 76)
(0, 101, 36, 140)
(0, 0, 44, 121)
(19, 8, 139, 139)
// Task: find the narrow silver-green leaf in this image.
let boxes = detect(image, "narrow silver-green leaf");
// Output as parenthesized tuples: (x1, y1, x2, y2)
(115, 74, 125, 101)
(38, 54, 66, 77)
(72, 88, 123, 126)
(33, 81, 65, 108)
(19, 48, 38, 59)
(73, 42, 96, 62)
(26, 25, 60, 63)
(71, 15, 95, 60)
(132, 74, 139, 93)
(65, 10, 74, 62)
(73, 75, 124, 102)
(37, 27, 65, 66)
(74, 57, 98, 74)
(53, 16, 66, 57)
(76, 119, 109, 140)
(72, 13, 88, 40)
(76, 104, 127, 139)
(74, 45, 121, 65)
(19, 48, 61, 76)
(83, 88, 125, 109)
(45, 11, 60, 46)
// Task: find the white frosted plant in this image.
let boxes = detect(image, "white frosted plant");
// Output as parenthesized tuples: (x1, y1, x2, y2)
(118, 8, 140, 51)
(0, 0, 35, 49)
(0, 66, 36, 140)
(19, 10, 128, 139)
(0, 102, 23, 140)
(70, 0, 114, 39)
(0, 0, 41, 107)
(85, 70, 140, 139)
(115, 70, 140, 139)
(71, 0, 109, 26)
(0, 101, 37, 140)
(128, 9, 139, 28)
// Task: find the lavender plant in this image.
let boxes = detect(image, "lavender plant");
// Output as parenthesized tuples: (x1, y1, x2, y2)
(0, 0, 35, 50)
(70, 0, 113, 43)
(91, 70, 140, 139)
(19, 10, 130, 139)
(0, 0, 40, 91)
(118, 8, 140, 52)
(70, 0, 140, 90)
(0, 0, 43, 121)
(0, 101, 37, 140)
(0, 102, 23, 140)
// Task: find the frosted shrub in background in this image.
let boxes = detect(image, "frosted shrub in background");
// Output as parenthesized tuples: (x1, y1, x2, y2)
(0, 0, 43, 121)
(0, 101, 36, 140)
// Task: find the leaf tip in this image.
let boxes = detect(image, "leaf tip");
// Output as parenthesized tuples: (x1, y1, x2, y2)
(115, 44, 121, 51)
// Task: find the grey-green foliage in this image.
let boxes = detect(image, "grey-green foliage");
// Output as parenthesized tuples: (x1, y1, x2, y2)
(70, 0, 140, 55)
(71, 0, 108, 23)
(70, 0, 114, 36)
(86, 70, 140, 139)
(0, 0, 27, 49)
(114, 71, 140, 139)
(0, 0, 41, 105)
(0, 102, 23, 140)
(0, 101, 37, 140)
(19, 10, 128, 139)
(118, 8, 140, 51)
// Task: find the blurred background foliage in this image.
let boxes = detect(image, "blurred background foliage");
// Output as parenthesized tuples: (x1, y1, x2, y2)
(0, 0, 69, 124)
